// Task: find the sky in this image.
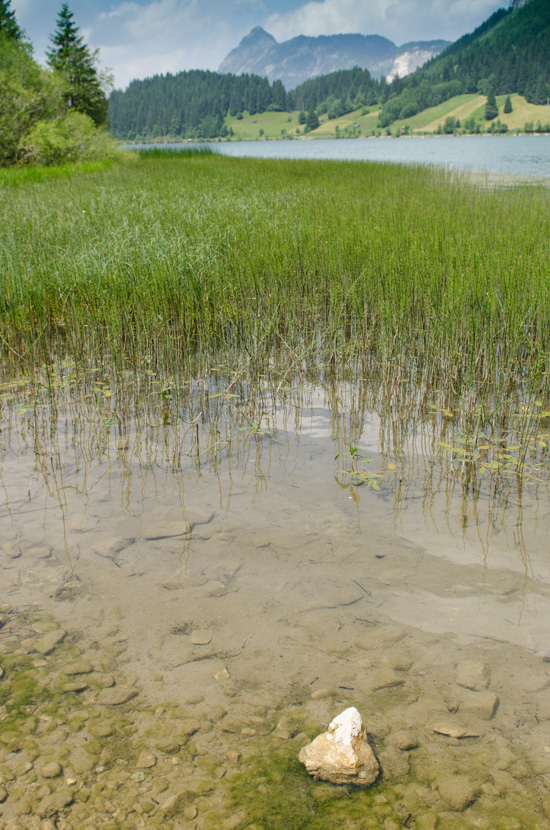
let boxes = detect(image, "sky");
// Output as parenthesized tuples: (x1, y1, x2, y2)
(12, 0, 506, 90)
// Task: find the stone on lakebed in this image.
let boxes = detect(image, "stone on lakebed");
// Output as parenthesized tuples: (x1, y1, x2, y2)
(299, 706, 379, 787)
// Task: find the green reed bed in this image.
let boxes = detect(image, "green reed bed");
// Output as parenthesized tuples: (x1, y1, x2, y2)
(0, 152, 549, 400)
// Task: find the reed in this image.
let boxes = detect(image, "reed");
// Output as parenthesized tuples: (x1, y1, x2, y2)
(0, 152, 549, 405)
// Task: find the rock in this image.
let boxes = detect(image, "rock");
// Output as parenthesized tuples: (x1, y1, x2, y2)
(37, 790, 74, 818)
(0, 786, 7, 803)
(136, 751, 157, 769)
(160, 790, 193, 816)
(41, 762, 62, 779)
(299, 707, 379, 787)
(64, 660, 93, 676)
(459, 690, 499, 721)
(311, 688, 335, 701)
(35, 630, 66, 655)
(437, 775, 478, 811)
(190, 630, 213, 645)
(371, 670, 405, 692)
(456, 661, 490, 691)
(387, 730, 419, 751)
(433, 723, 481, 739)
(98, 687, 138, 705)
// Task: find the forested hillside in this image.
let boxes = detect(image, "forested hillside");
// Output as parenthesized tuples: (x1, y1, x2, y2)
(379, 0, 549, 126)
(108, 71, 287, 140)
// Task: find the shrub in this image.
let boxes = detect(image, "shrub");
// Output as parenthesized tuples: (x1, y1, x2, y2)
(18, 111, 122, 165)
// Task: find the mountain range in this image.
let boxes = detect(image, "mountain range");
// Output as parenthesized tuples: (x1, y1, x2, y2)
(218, 27, 450, 90)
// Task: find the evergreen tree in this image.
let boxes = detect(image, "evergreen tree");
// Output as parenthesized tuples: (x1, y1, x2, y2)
(305, 109, 319, 132)
(503, 94, 513, 113)
(46, 4, 108, 125)
(0, 0, 22, 42)
(485, 89, 499, 120)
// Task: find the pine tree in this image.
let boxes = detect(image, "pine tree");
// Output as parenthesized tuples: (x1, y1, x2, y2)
(485, 89, 499, 120)
(0, 0, 22, 41)
(46, 4, 108, 125)
(503, 94, 513, 113)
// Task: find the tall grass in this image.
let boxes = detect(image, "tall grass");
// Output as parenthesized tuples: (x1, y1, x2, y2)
(0, 153, 549, 403)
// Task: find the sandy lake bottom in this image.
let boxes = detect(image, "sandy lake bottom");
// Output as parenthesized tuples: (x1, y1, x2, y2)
(1, 379, 550, 829)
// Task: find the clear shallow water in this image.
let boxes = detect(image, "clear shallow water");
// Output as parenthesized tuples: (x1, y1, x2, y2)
(137, 135, 550, 181)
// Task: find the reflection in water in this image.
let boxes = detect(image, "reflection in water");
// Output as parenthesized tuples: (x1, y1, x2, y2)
(2, 357, 550, 821)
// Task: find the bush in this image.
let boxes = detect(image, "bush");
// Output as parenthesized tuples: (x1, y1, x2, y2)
(18, 111, 122, 165)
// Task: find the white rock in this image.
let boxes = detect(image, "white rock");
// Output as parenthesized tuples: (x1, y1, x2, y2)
(299, 707, 379, 786)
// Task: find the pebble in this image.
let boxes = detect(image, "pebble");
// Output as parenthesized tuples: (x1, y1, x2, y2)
(41, 762, 62, 779)
(64, 660, 93, 676)
(437, 775, 478, 811)
(310, 688, 334, 700)
(460, 691, 499, 721)
(0, 786, 7, 803)
(98, 688, 138, 705)
(136, 751, 157, 769)
(35, 630, 66, 655)
(433, 723, 481, 739)
(456, 661, 490, 691)
(190, 631, 213, 645)
(371, 670, 405, 691)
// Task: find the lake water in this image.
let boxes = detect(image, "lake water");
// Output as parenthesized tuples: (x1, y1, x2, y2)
(2, 363, 550, 827)
(142, 134, 550, 182)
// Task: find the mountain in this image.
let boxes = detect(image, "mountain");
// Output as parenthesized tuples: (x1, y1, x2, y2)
(378, 0, 549, 126)
(218, 27, 450, 89)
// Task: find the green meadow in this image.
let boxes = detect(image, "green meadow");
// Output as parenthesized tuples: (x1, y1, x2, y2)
(219, 95, 550, 140)
(1, 150, 549, 409)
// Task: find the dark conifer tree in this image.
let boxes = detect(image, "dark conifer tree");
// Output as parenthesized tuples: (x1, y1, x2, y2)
(46, 4, 108, 125)
(0, 0, 23, 41)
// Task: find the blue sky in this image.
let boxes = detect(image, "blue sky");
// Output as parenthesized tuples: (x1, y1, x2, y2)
(12, 0, 505, 90)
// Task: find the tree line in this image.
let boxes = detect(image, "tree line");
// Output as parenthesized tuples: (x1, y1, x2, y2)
(0, 1, 114, 166)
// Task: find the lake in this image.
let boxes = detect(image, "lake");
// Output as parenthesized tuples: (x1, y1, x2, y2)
(2, 150, 550, 828)
(138, 134, 550, 181)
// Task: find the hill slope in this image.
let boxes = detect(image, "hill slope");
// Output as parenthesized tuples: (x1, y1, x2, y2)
(218, 27, 449, 89)
(379, 0, 550, 125)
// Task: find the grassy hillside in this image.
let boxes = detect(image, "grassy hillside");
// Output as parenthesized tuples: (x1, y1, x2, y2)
(220, 94, 550, 140)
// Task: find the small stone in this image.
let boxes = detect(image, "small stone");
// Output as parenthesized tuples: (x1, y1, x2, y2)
(64, 660, 93, 676)
(136, 752, 157, 769)
(460, 691, 499, 721)
(371, 670, 405, 692)
(114, 436, 130, 450)
(0, 786, 7, 803)
(184, 803, 198, 820)
(180, 719, 200, 736)
(66, 778, 77, 786)
(437, 775, 478, 811)
(41, 762, 62, 779)
(3, 541, 22, 559)
(227, 750, 241, 762)
(156, 740, 181, 754)
(98, 688, 138, 706)
(190, 631, 213, 646)
(37, 790, 74, 818)
(35, 630, 66, 655)
(160, 791, 192, 815)
(433, 723, 481, 739)
(311, 688, 335, 700)
(299, 707, 379, 787)
(456, 661, 490, 691)
(214, 667, 230, 682)
(387, 730, 419, 751)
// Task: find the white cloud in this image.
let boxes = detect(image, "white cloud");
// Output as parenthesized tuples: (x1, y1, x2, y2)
(266, 0, 502, 45)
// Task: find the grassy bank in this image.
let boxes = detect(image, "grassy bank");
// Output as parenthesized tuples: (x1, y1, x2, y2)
(1, 152, 549, 402)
